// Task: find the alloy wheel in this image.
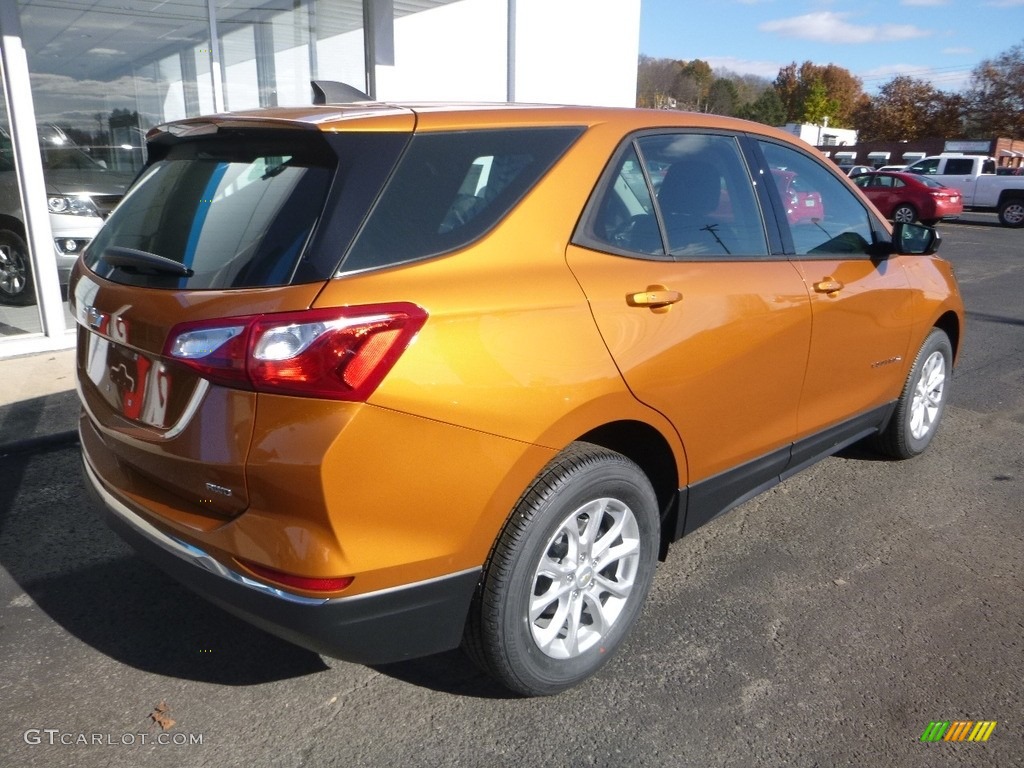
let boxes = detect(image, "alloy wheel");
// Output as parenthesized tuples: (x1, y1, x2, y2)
(529, 497, 641, 659)
(0, 242, 28, 298)
(910, 350, 946, 440)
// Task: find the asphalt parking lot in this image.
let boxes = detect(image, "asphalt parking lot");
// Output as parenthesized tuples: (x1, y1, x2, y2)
(1, 213, 1022, 767)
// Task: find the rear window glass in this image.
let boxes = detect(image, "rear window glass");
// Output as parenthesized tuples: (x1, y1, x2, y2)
(84, 135, 336, 289)
(341, 126, 584, 273)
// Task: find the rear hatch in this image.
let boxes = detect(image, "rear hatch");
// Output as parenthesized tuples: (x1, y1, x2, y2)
(73, 110, 414, 520)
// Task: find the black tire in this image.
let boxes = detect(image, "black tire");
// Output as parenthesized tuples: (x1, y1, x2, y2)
(997, 197, 1024, 228)
(0, 229, 35, 306)
(463, 442, 659, 696)
(892, 203, 917, 224)
(873, 329, 952, 459)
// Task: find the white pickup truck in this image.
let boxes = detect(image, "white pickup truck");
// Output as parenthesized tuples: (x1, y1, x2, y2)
(904, 154, 1024, 227)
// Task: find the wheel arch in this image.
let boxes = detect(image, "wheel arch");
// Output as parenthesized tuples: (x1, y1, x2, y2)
(577, 419, 682, 560)
(996, 189, 1024, 207)
(0, 214, 26, 237)
(933, 310, 961, 364)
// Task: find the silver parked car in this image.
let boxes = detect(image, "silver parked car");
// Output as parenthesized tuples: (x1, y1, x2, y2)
(0, 124, 133, 305)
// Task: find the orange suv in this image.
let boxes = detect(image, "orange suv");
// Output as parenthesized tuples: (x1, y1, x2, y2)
(73, 91, 963, 696)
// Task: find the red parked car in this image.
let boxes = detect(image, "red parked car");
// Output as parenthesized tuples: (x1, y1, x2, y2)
(771, 169, 824, 225)
(853, 171, 963, 225)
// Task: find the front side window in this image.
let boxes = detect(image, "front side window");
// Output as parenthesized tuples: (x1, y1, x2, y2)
(909, 158, 940, 175)
(575, 132, 769, 260)
(759, 141, 875, 257)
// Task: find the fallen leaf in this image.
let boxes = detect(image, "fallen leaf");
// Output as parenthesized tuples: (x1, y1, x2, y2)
(150, 701, 176, 731)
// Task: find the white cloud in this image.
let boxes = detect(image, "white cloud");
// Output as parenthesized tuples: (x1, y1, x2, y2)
(759, 12, 932, 44)
(900, 0, 948, 6)
(941, 47, 974, 55)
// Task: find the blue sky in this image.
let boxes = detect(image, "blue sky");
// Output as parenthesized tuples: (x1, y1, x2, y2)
(639, 0, 1024, 93)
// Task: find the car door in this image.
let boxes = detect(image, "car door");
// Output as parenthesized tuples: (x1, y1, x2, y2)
(858, 173, 897, 217)
(755, 140, 914, 458)
(567, 132, 812, 525)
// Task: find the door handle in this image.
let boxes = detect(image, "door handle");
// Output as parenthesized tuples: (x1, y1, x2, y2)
(813, 278, 844, 295)
(627, 286, 683, 310)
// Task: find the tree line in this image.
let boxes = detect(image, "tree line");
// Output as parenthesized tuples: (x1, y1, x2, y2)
(637, 40, 1024, 141)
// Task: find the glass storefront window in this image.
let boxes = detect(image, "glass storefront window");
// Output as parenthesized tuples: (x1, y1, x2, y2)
(311, 1, 367, 98)
(221, 26, 260, 111)
(0, 75, 43, 332)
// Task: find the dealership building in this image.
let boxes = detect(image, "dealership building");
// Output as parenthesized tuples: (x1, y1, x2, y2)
(0, 0, 641, 358)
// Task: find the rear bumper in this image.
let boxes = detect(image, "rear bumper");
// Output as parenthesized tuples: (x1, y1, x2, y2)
(83, 456, 480, 665)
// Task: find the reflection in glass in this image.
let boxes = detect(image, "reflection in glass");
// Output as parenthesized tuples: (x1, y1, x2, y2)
(0, 72, 43, 328)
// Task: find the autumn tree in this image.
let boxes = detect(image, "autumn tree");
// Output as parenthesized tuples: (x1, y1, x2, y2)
(808, 63, 865, 126)
(709, 70, 773, 113)
(636, 55, 678, 109)
(706, 78, 740, 116)
(965, 42, 1024, 138)
(673, 59, 714, 111)
(735, 88, 786, 126)
(772, 61, 864, 126)
(801, 80, 839, 125)
(773, 63, 802, 122)
(854, 76, 965, 141)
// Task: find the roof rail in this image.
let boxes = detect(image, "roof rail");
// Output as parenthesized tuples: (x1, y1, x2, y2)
(311, 80, 372, 105)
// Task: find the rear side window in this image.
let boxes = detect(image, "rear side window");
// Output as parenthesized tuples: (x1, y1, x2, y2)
(85, 134, 337, 289)
(341, 126, 584, 273)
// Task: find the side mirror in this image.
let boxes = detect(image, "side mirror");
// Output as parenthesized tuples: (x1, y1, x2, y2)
(892, 221, 941, 255)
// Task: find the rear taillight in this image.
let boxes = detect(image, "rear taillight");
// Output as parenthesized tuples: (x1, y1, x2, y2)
(164, 303, 427, 401)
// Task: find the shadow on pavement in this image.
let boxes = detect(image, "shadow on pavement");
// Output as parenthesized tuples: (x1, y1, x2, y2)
(0, 391, 79, 454)
(945, 217, 1005, 228)
(373, 651, 514, 700)
(965, 310, 1024, 328)
(0, 444, 329, 685)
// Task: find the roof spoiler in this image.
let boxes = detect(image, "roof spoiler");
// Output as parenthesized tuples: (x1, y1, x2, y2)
(311, 80, 372, 105)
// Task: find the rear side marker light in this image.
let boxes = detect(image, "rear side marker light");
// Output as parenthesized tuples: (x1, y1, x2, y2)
(239, 559, 354, 593)
(164, 303, 427, 401)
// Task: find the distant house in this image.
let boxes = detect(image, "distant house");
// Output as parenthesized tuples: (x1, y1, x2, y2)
(782, 122, 858, 148)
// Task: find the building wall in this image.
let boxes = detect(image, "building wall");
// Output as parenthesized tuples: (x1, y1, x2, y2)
(513, 0, 640, 107)
(375, 0, 508, 101)
(374, 0, 642, 107)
